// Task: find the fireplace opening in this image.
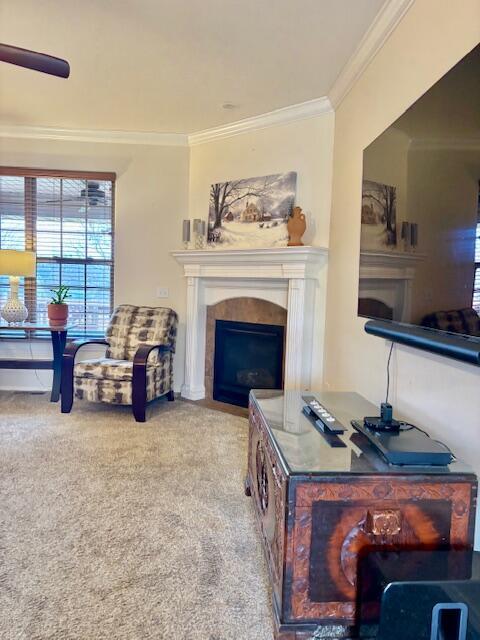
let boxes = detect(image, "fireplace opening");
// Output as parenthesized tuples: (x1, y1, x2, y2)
(213, 319, 284, 407)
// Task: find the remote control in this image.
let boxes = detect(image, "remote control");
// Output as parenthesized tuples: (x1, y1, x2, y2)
(302, 395, 346, 434)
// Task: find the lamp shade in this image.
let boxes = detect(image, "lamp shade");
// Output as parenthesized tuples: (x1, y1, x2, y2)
(0, 250, 36, 277)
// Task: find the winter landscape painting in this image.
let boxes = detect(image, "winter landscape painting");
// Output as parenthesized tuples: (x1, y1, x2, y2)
(361, 179, 397, 248)
(207, 171, 296, 248)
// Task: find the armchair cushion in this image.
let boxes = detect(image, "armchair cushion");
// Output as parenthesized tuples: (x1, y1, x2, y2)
(75, 358, 139, 382)
(421, 307, 480, 336)
(74, 355, 171, 405)
(105, 305, 177, 364)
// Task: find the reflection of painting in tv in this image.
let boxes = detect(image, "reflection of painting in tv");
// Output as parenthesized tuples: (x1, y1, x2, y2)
(207, 172, 296, 248)
(361, 179, 397, 248)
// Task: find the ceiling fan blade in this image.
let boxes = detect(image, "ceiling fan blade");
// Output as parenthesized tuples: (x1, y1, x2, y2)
(0, 43, 70, 78)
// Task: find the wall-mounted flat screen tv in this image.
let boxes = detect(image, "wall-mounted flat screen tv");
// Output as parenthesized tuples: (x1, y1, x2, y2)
(359, 44, 480, 339)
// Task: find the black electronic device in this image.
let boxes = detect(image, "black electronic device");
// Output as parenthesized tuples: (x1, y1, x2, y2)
(301, 395, 347, 448)
(352, 419, 454, 466)
(357, 550, 480, 640)
(363, 402, 402, 432)
(302, 395, 346, 434)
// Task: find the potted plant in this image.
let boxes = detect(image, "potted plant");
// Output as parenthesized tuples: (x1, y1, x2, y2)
(48, 285, 71, 327)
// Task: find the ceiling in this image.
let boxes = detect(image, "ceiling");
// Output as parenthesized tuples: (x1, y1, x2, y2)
(0, 0, 385, 134)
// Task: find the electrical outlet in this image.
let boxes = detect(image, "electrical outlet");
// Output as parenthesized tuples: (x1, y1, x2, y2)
(156, 287, 169, 299)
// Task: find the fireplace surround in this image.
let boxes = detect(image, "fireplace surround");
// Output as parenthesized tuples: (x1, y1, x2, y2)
(172, 247, 328, 401)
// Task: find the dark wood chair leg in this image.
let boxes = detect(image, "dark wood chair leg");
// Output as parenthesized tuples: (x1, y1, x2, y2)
(132, 345, 175, 423)
(167, 390, 174, 401)
(61, 351, 74, 413)
(132, 397, 146, 423)
(132, 362, 147, 423)
(50, 330, 66, 402)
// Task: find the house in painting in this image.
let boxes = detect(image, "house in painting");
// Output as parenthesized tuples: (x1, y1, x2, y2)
(241, 201, 260, 222)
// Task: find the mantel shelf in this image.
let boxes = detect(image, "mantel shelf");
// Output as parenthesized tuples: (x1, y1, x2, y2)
(171, 245, 328, 266)
(360, 250, 427, 270)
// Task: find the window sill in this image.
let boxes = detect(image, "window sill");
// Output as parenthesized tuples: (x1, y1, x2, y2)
(0, 330, 105, 341)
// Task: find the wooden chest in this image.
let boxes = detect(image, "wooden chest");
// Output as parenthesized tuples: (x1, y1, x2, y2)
(245, 390, 477, 640)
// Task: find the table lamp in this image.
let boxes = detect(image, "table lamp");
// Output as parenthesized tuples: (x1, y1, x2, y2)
(0, 249, 36, 324)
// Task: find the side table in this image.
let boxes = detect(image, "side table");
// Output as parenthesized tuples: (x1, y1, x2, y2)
(0, 323, 73, 402)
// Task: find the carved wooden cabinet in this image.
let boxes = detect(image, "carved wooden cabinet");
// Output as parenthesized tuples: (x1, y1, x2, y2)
(246, 390, 477, 640)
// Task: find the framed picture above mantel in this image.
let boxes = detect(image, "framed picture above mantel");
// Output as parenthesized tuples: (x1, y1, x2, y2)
(207, 171, 296, 249)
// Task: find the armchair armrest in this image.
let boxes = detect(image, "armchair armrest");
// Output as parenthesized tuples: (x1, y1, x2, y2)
(63, 338, 109, 362)
(61, 339, 108, 413)
(133, 343, 172, 368)
(132, 344, 173, 422)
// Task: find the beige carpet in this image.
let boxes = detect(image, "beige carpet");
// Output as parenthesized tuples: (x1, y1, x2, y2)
(0, 392, 273, 640)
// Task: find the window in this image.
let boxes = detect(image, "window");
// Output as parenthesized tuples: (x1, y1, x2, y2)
(474, 184, 480, 314)
(0, 168, 115, 332)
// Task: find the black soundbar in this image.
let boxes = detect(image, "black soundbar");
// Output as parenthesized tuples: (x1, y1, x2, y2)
(365, 320, 480, 366)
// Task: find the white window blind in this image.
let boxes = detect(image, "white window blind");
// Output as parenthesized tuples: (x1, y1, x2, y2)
(0, 169, 115, 332)
(474, 220, 480, 313)
(474, 183, 480, 314)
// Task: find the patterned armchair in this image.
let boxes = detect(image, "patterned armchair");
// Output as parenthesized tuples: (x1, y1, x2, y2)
(421, 307, 480, 337)
(61, 305, 178, 422)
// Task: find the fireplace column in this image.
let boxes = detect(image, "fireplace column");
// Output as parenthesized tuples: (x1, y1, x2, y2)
(181, 272, 206, 400)
(284, 274, 315, 391)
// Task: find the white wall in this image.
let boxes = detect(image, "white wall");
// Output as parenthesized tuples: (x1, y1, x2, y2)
(188, 114, 335, 386)
(0, 114, 335, 393)
(0, 136, 189, 391)
(325, 0, 480, 546)
(189, 116, 335, 247)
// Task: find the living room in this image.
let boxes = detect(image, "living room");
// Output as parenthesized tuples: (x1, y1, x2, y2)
(1, 1, 479, 639)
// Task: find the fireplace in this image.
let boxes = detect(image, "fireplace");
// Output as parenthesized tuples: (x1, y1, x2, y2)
(171, 247, 328, 400)
(213, 319, 284, 407)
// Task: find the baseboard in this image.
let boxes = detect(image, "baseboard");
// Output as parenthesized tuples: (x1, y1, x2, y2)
(0, 385, 48, 393)
(180, 384, 206, 401)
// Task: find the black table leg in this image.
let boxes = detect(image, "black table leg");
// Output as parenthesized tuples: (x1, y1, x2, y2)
(50, 330, 67, 402)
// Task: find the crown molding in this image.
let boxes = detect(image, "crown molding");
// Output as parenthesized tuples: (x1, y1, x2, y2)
(0, 98, 332, 148)
(328, 0, 415, 108)
(0, 124, 189, 146)
(187, 97, 333, 146)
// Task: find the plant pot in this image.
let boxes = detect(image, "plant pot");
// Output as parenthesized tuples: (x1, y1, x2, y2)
(48, 303, 69, 328)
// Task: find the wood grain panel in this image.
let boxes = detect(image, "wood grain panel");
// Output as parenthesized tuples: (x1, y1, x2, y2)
(289, 480, 473, 621)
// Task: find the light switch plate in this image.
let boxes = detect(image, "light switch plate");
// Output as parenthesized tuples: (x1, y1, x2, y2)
(156, 287, 169, 298)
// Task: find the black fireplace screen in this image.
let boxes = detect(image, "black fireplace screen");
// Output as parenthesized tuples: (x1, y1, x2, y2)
(213, 319, 284, 407)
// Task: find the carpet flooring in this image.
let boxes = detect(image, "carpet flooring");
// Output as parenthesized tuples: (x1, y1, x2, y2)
(0, 392, 273, 640)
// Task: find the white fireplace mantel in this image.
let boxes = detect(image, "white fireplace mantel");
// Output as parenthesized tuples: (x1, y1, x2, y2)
(359, 250, 426, 321)
(359, 250, 426, 278)
(172, 246, 328, 400)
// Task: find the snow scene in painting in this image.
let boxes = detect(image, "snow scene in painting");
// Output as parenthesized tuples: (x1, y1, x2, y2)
(361, 179, 397, 249)
(207, 172, 296, 248)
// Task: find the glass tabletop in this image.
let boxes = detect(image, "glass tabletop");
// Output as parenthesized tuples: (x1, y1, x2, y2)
(0, 323, 75, 331)
(251, 389, 474, 476)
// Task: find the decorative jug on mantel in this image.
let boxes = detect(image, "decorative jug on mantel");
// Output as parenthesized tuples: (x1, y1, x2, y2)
(287, 206, 306, 246)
